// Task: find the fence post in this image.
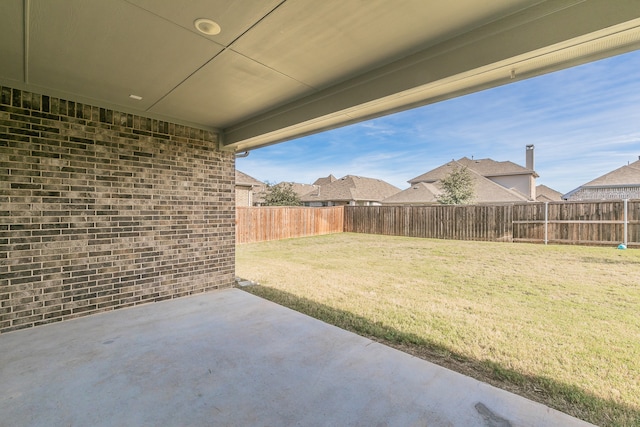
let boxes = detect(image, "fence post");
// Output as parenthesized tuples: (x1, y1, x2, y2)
(544, 202, 548, 245)
(624, 199, 628, 247)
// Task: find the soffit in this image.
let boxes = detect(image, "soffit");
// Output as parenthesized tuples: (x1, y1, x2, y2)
(0, 0, 23, 81)
(0, 0, 539, 126)
(149, 49, 311, 128)
(149, 0, 540, 127)
(229, 0, 534, 90)
(27, 1, 224, 113)
(1, 0, 640, 151)
(125, 0, 285, 47)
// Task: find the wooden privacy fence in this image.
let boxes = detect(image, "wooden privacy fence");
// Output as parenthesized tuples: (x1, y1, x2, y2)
(237, 201, 639, 246)
(344, 205, 513, 241)
(513, 200, 640, 246)
(344, 200, 640, 246)
(236, 206, 344, 243)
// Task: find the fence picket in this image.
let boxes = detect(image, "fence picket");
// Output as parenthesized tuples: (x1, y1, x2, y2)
(342, 201, 639, 246)
(236, 206, 344, 243)
(236, 201, 639, 246)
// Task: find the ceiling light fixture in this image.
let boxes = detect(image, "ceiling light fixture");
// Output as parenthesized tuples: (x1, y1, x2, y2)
(194, 18, 221, 36)
(129, 94, 143, 101)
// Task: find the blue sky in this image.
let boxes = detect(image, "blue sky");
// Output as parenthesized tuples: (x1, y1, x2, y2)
(237, 49, 640, 194)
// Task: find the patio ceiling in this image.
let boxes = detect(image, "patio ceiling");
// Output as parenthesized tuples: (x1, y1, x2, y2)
(1, 1, 640, 152)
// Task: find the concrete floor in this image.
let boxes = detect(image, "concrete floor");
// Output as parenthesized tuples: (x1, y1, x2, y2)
(0, 288, 594, 427)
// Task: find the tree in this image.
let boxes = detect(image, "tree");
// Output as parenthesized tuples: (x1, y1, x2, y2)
(263, 182, 302, 206)
(437, 166, 474, 205)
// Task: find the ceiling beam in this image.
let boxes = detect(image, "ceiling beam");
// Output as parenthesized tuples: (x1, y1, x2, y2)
(221, 0, 640, 152)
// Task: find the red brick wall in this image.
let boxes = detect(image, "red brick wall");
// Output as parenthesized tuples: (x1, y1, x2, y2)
(0, 86, 235, 333)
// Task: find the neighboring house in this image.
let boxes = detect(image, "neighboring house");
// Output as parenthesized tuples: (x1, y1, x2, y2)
(275, 182, 318, 200)
(535, 185, 563, 202)
(383, 166, 531, 205)
(235, 170, 266, 206)
(383, 145, 539, 205)
(562, 158, 640, 201)
(301, 175, 400, 206)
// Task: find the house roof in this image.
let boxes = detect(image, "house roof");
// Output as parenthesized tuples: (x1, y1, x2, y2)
(235, 170, 264, 187)
(407, 161, 461, 184)
(2, 2, 637, 151)
(457, 157, 537, 178)
(312, 175, 337, 186)
(384, 163, 529, 204)
(276, 182, 318, 199)
(535, 185, 563, 202)
(380, 182, 441, 205)
(562, 159, 640, 200)
(301, 175, 400, 203)
(469, 169, 531, 203)
(581, 160, 640, 187)
(408, 157, 535, 184)
(474, 174, 529, 203)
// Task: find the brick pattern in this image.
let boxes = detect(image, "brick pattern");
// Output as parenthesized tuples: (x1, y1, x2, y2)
(1, 86, 235, 333)
(566, 187, 640, 201)
(236, 187, 251, 207)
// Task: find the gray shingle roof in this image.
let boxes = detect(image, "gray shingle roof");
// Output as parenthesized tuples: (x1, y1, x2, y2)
(408, 157, 537, 184)
(312, 175, 337, 186)
(276, 182, 318, 198)
(236, 170, 263, 187)
(384, 163, 530, 204)
(582, 160, 640, 186)
(562, 159, 640, 200)
(535, 185, 563, 202)
(457, 157, 537, 177)
(380, 182, 440, 204)
(301, 175, 400, 203)
(469, 170, 530, 202)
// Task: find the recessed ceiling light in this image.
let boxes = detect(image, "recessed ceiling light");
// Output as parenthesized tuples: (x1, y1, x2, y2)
(194, 18, 221, 36)
(129, 94, 143, 101)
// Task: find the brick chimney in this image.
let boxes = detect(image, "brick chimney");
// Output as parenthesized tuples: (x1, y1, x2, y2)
(526, 145, 534, 170)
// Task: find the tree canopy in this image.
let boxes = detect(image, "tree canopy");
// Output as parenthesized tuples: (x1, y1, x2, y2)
(263, 182, 302, 206)
(437, 166, 475, 205)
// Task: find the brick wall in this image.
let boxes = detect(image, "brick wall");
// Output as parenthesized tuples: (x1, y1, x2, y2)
(0, 86, 235, 333)
(236, 186, 251, 207)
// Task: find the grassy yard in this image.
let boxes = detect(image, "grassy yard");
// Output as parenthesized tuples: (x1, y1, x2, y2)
(236, 233, 640, 427)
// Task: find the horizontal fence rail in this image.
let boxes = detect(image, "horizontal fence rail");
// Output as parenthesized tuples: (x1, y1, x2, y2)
(236, 206, 344, 244)
(512, 200, 639, 246)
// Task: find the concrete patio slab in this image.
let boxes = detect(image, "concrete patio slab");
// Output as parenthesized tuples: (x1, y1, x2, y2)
(0, 288, 594, 427)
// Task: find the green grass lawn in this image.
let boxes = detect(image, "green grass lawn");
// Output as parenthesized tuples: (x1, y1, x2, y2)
(236, 233, 640, 427)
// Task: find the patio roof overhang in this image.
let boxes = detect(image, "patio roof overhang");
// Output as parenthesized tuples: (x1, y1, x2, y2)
(2, 0, 640, 153)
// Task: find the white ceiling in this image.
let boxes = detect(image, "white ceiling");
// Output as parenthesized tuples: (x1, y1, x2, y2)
(2, 0, 640, 151)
